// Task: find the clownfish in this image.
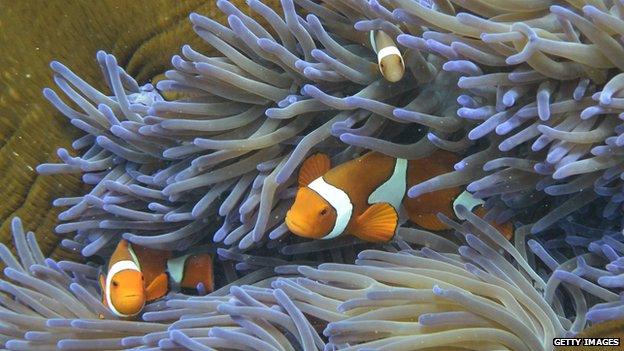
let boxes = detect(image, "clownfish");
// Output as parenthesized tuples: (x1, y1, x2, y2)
(370, 30, 405, 82)
(98, 239, 214, 318)
(285, 151, 514, 243)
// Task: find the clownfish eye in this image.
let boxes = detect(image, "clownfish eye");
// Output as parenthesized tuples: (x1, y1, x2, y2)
(112, 280, 119, 287)
(320, 208, 328, 216)
(141, 275, 144, 281)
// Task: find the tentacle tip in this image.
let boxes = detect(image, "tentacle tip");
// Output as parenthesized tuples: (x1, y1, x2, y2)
(530, 224, 546, 234)
(11, 216, 22, 228)
(49, 60, 65, 71)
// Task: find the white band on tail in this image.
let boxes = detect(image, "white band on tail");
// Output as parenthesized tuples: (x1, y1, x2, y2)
(308, 177, 353, 240)
(167, 254, 191, 287)
(105, 260, 141, 317)
(377, 46, 403, 66)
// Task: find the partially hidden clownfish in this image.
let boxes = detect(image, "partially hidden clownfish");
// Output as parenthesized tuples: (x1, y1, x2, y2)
(285, 151, 514, 243)
(452, 189, 514, 240)
(98, 239, 214, 319)
(370, 30, 405, 82)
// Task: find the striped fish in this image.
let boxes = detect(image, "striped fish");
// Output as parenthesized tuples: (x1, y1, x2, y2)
(286, 151, 514, 243)
(285, 151, 461, 242)
(98, 239, 214, 318)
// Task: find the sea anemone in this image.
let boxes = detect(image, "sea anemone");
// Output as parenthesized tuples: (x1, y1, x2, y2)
(5, 0, 624, 349)
(0, 208, 577, 350)
(37, 0, 468, 255)
(38, 1, 624, 255)
(395, 1, 624, 233)
(0, 216, 282, 350)
(529, 218, 624, 325)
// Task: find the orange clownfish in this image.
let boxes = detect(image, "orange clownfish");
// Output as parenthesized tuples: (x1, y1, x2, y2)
(370, 30, 405, 83)
(98, 239, 214, 318)
(286, 151, 514, 243)
(286, 151, 462, 242)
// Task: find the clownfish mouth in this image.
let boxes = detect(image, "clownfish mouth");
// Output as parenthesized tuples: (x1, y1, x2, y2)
(285, 217, 306, 235)
(123, 294, 140, 298)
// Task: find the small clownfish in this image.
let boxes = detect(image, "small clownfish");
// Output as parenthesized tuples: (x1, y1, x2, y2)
(370, 30, 405, 82)
(452, 190, 514, 240)
(285, 151, 515, 243)
(98, 239, 214, 319)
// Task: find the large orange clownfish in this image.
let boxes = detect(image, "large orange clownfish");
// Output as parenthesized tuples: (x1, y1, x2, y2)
(285, 151, 513, 242)
(98, 239, 214, 318)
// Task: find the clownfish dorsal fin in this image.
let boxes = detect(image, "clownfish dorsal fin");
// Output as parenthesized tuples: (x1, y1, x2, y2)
(351, 202, 398, 243)
(145, 272, 169, 302)
(299, 153, 331, 187)
(98, 273, 107, 319)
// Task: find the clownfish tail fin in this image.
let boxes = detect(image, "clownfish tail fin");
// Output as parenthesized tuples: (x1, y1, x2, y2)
(352, 203, 398, 243)
(299, 153, 331, 187)
(180, 253, 215, 294)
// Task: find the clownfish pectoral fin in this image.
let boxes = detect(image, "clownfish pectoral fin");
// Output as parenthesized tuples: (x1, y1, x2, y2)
(98, 273, 107, 304)
(145, 272, 169, 301)
(352, 203, 398, 243)
(298, 153, 331, 187)
(98, 273, 107, 319)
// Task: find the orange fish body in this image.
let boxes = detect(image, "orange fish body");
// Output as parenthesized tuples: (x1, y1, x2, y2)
(98, 240, 214, 318)
(286, 151, 514, 243)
